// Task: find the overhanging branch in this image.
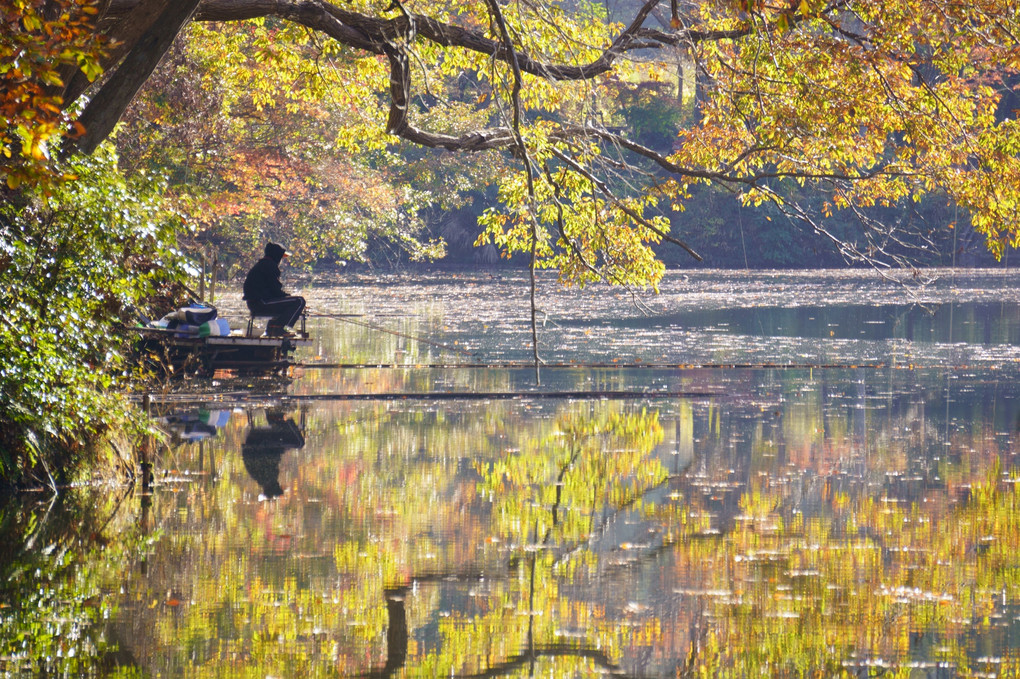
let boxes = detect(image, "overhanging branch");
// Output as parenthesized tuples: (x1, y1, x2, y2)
(103, 0, 704, 79)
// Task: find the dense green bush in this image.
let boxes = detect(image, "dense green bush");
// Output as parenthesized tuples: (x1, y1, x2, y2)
(0, 148, 186, 487)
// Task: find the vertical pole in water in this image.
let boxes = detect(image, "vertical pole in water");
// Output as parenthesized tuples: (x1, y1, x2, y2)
(199, 248, 206, 302)
(999, 246, 1009, 344)
(140, 393, 153, 495)
(209, 250, 218, 304)
(139, 392, 153, 578)
(383, 587, 409, 673)
(530, 262, 541, 385)
(738, 204, 749, 270)
(946, 205, 957, 446)
(485, 0, 541, 383)
(528, 521, 538, 674)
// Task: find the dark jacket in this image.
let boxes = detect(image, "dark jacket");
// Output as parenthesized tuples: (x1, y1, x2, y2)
(243, 243, 287, 303)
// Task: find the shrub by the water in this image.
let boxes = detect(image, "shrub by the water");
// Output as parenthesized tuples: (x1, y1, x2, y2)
(0, 148, 186, 489)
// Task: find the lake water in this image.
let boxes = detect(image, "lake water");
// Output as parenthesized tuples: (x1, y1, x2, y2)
(5, 269, 1020, 677)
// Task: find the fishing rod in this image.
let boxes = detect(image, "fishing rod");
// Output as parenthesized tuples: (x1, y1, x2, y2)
(305, 313, 407, 318)
(309, 311, 476, 357)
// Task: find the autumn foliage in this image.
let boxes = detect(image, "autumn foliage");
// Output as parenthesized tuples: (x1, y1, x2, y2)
(0, 0, 105, 190)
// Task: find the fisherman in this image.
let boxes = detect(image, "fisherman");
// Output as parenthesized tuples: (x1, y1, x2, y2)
(243, 242, 306, 337)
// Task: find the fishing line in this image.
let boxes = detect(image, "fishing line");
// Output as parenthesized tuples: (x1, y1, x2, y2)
(308, 312, 476, 357)
(305, 313, 408, 318)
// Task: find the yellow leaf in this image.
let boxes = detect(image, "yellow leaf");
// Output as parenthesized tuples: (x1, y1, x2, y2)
(30, 142, 48, 161)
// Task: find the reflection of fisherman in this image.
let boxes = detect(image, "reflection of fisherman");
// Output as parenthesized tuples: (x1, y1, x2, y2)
(241, 408, 305, 499)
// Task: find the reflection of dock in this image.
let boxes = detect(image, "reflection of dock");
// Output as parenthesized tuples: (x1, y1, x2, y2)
(296, 361, 891, 370)
(139, 388, 720, 406)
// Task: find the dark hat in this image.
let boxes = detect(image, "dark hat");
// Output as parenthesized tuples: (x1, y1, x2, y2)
(264, 242, 288, 263)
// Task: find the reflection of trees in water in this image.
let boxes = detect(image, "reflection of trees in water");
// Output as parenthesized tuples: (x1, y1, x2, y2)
(673, 368, 1020, 535)
(648, 372, 1020, 675)
(132, 385, 1020, 675)
(0, 486, 148, 675)
(12, 372, 1020, 677)
(353, 404, 668, 677)
(366, 573, 636, 679)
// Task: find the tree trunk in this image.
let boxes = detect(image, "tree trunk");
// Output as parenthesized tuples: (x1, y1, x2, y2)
(74, 0, 201, 154)
(62, 0, 177, 109)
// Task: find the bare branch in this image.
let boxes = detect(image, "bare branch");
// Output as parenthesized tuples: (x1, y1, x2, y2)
(541, 162, 605, 280)
(483, 0, 544, 369)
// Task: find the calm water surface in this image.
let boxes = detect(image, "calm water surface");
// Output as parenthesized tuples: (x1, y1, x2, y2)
(6, 269, 1020, 677)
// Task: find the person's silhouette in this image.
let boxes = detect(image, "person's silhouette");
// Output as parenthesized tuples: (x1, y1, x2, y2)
(242, 242, 305, 337)
(241, 408, 305, 499)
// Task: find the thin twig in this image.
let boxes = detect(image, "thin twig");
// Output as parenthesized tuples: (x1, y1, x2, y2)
(484, 0, 544, 376)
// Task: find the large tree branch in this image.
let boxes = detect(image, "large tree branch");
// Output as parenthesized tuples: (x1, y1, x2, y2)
(85, 0, 761, 161)
(197, 0, 385, 52)
(103, 0, 697, 78)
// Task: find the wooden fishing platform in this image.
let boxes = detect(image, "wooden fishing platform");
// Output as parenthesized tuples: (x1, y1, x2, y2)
(135, 327, 311, 376)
